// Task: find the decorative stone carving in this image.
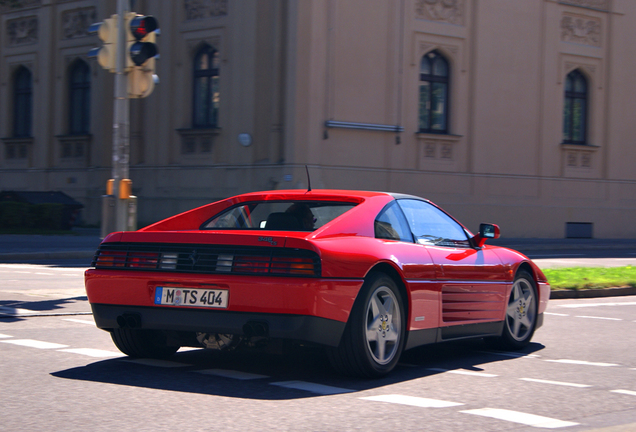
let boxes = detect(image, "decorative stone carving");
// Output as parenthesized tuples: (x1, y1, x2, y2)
(424, 142, 436, 158)
(567, 152, 578, 167)
(559, 0, 609, 11)
(561, 14, 601, 47)
(7, 17, 38, 46)
(440, 144, 452, 159)
(0, 0, 40, 13)
(62, 8, 97, 40)
(184, 0, 228, 21)
(415, 0, 464, 26)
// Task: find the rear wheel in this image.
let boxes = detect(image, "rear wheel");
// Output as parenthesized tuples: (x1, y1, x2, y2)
(498, 270, 538, 349)
(327, 273, 406, 377)
(111, 328, 179, 359)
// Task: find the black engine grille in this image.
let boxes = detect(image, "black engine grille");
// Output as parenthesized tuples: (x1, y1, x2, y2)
(91, 242, 321, 277)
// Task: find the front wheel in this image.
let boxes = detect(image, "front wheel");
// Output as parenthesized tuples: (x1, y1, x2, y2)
(498, 270, 538, 350)
(327, 273, 406, 378)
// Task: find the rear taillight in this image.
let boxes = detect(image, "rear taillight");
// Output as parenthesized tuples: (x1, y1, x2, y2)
(271, 257, 315, 275)
(233, 256, 270, 273)
(129, 252, 160, 268)
(95, 251, 126, 267)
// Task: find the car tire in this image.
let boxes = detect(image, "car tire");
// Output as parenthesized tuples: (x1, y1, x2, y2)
(497, 270, 539, 350)
(327, 272, 406, 378)
(111, 328, 179, 359)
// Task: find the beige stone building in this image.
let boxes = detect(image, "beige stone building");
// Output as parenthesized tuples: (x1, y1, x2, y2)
(1, 0, 635, 238)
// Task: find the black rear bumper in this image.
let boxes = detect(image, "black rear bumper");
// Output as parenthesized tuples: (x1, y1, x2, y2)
(90, 303, 346, 347)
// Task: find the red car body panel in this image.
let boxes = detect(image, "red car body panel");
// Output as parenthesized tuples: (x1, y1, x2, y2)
(85, 189, 550, 350)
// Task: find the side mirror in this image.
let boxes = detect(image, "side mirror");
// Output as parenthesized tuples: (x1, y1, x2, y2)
(473, 223, 500, 247)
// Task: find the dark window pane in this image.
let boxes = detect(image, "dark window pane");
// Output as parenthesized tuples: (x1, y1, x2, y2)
(418, 83, 430, 130)
(14, 67, 32, 137)
(418, 50, 449, 134)
(69, 61, 90, 134)
(420, 56, 431, 75)
(193, 45, 219, 129)
(563, 69, 587, 144)
(431, 82, 447, 131)
(574, 75, 586, 93)
(572, 98, 585, 143)
(563, 97, 572, 141)
(433, 57, 448, 77)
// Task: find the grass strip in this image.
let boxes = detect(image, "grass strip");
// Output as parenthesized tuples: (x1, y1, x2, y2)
(543, 266, 636, 291)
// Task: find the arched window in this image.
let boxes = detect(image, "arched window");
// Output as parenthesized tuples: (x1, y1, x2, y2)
(13, 66, 32, 137)
(69, 60, 91, 135)
(193, 45, 220, 128)
(563, 69, 587, 144)
(418, 50, 449, 134)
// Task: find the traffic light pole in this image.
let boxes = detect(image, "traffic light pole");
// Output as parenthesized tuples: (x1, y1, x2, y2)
(112, 0, 130, 232)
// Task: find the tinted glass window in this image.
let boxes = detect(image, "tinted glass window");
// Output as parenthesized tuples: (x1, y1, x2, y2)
(202, 201, 356, 231)
(398, 199, 469, 247)
(374, 201, 413, 242)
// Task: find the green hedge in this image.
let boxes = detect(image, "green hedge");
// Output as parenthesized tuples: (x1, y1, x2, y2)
(0, 202, 68, 230)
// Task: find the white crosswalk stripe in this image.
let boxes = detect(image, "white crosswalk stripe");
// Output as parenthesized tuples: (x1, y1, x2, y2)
(361, 394, 463, 408)
(520, 378, 592, 388)
(58, 348, 123, 358)
(461, 408, 579, 429)
(0, 339, 68, 349)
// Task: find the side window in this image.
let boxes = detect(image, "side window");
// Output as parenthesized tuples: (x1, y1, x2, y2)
(374, 201, 413, 242)
(397, 199, 469, 247)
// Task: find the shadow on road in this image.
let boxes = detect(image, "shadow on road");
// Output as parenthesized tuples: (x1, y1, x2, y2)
(0, 296, 89, 322)
(51, 340, 545, 400)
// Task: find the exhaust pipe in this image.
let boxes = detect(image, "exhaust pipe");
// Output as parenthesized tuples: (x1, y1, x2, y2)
(243, 321, 268, 338)
(117, 313, 142, 329)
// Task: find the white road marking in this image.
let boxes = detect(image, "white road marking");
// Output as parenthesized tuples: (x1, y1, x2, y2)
(545, 359, 619, 367)
(361, 394, 463, 408)
(0, 333, 13, 338)
(58, 348, 122, 358)
(427, 368, 497, 377)
(123, 359, 190, 368)
(0, 339, 68, 349)
(556, 302, 636, 309)
(544, 312, 569, 317)
(520, 378, 592, 388)
(63, 318, 95, 326)
(611, 390, 636, 396)
(196, 369, 269, 380)
(35, 272, 55, 276)
(270, 381, 355, 395)
(479, 351, 540, 359)
(461, 408, 579, 429)
(575, 316, 622, 321)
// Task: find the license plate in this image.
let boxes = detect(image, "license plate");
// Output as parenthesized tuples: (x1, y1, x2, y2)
(154, 287, 228, 309)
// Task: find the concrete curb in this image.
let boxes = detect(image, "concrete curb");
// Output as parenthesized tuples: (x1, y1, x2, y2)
(549, 286, 636, 299)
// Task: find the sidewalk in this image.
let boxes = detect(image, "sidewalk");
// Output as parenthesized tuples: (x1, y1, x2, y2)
(2, 233, 636, 262)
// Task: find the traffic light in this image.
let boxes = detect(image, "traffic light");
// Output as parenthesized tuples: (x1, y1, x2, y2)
(127, 14, 159, 98)
(128, 15, 158, 68)
(88, 15, 118, 72)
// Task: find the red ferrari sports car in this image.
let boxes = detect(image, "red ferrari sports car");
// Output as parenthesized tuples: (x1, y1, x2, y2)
(85, 189, 550, 377)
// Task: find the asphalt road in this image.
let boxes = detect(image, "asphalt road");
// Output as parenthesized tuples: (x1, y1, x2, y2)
(1, 263, 636, 431)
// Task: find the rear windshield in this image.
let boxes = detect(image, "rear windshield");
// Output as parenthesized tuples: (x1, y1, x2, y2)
(201, 201, 357, 231)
